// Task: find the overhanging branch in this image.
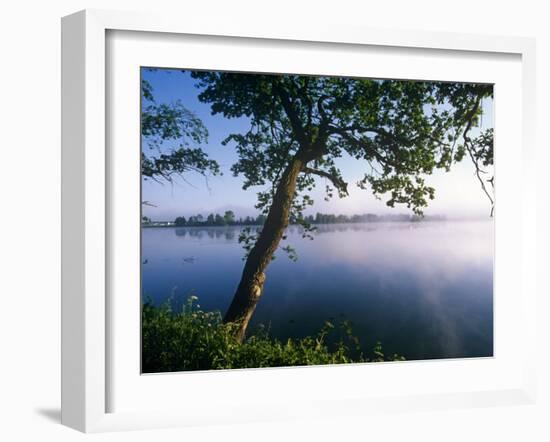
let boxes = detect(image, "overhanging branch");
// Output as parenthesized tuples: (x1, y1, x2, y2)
(462, 97, 495, 217)
(302, 166, 348, 195)
(272, 81, 308, 147)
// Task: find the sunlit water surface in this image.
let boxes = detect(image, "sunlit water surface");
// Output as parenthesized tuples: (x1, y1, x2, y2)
(142, 221, 493, 360)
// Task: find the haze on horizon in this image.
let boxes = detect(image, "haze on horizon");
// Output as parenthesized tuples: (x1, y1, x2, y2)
(141, 69, 494, 222)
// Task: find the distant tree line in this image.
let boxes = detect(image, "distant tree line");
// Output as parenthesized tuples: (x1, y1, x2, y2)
(161, 211, 444, 227)
(302, 213, 379, 224)
(301, 212, 442, 224)
(174, 211, 268, 227)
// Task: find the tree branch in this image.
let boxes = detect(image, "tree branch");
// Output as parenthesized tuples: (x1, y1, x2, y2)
(462, 97, 494, 217)
(272, 80, 308, 147)
(328, 124, 420, 148)
(330, 128, 392, 167)
(302, 166, 348, 195)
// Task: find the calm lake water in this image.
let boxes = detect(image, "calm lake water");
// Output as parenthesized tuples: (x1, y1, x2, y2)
(141, 221, 493, 361)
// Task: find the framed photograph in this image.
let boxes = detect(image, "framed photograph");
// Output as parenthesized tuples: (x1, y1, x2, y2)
(61, 9, 537, 432)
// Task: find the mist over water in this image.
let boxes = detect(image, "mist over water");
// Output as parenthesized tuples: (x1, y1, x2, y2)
(141, 220, 493, 360)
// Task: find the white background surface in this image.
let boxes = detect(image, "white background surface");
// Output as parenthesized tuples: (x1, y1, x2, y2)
(0, 1, 548, 441)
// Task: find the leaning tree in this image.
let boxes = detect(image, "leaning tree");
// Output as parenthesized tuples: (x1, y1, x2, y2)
(190, 72, 494, 341)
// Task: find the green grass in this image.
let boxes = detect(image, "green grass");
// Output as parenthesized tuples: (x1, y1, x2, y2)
(142, 296, 405, 373)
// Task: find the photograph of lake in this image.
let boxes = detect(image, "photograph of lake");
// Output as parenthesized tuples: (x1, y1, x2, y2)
(140, 68, 494, 373)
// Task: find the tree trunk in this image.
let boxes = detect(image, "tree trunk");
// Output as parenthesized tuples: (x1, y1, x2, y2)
(223, 156, 305, 341)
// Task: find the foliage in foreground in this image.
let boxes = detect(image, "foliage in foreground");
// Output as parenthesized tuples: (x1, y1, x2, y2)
(142, 297, 405, 373)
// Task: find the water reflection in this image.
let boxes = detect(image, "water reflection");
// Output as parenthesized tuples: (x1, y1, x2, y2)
(142, 221, 493, 361)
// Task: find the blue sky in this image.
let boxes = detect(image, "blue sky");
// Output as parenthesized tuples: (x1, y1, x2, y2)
(141, 68, 494, 221)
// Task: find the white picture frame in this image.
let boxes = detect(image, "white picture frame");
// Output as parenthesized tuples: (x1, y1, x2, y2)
(61, 9, 537, 433)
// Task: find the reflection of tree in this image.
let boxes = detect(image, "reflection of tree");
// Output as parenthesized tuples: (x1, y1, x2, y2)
(310, 222, 427, 235)
(174, 226, 247, 241)
(175, 223, 432, 241)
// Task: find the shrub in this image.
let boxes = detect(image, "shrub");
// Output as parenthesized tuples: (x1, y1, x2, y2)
(142, 296, 404, 373)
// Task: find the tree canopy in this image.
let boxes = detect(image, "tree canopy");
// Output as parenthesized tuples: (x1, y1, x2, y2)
(191, 72, 493, 221)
